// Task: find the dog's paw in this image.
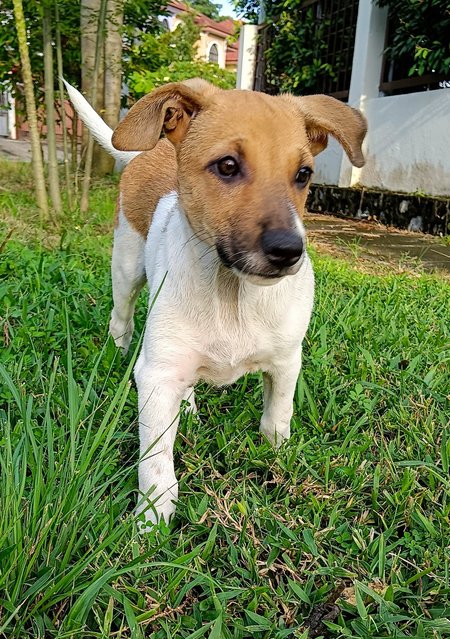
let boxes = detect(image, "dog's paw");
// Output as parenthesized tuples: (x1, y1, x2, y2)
(259, 422, 290, 449)
(135, 492, 177, 533)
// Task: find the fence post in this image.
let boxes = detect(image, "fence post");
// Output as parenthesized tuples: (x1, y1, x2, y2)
(236, 24, 259, 90)
(338, 0, 388, 187)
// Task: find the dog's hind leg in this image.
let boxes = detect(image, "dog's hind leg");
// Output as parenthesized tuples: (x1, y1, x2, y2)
(110, 208, 146, 354)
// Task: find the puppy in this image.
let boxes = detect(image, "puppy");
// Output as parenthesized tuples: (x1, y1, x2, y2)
(66, 79, 366, 529)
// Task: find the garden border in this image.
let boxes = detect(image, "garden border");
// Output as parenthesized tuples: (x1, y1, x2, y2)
(307, 184, 450, 236)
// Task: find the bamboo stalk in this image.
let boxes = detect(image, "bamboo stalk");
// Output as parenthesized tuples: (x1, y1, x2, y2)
(12, 0, 49, 221)
(43, 1, 62, 216)
(55, 0, 74, 210)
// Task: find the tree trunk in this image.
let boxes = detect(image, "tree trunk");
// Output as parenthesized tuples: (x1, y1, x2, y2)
(71, 110, 78, 179)
(102, 0, 124, 174)
(80, 0, 107, 213)
(80, 0, 99, 153)
(81, 0, 108, 176)
(43, 1, 62, 216)
(55, 0, 73, 210)
(12, 0, 49, 220)
(81, 0, 124, 176)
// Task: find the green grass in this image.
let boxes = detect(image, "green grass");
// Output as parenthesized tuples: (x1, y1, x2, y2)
(1, 160, 449, 638)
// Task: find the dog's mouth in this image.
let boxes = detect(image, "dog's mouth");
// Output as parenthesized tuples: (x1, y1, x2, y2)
(216, 241, 303, 281)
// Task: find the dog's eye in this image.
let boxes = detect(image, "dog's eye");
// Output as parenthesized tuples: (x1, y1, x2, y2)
(214, 157, 241, 179)
(295, 166, 313, 187)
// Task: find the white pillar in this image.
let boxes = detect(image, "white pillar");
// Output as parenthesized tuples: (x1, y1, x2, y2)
(338, 0, 388, 186)
(8, 91, 17, 140)
(236, 24, 258, 90)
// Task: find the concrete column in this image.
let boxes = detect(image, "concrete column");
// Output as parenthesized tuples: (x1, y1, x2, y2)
(338, 0, 388, 186)
(236, 24, 258, 90)
(9, 92, 17, 139)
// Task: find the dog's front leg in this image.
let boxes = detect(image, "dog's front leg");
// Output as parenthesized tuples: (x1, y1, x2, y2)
(135, 365, 189, 529)
(260, 350, 302, 448)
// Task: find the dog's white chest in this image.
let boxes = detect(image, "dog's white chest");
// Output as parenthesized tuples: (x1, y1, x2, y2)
(142, 195, 314, 387)
(196, 317, 277, 385)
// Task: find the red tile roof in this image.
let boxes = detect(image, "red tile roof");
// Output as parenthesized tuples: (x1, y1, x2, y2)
(196, 15, 235, 36)
(167, 1, 239, 65)
(226, 40, 239, 64)
(167, 1, 237, 37)
(168, 0, 189, 11)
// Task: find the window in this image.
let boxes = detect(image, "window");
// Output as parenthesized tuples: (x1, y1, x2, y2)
(208, 44, 219, 64)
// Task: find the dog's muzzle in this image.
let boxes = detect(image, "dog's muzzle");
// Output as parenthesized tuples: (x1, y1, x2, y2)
(216, 228, 305, 279)
(260, 229, 303, 269)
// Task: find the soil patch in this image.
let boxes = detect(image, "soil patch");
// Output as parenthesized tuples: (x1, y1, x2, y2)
(305, 212, 450, 275)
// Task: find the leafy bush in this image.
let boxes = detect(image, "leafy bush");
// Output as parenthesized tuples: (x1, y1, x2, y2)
(125, 12, 236, 99)
(129, 60, 236, 96)
(263, 3, 335, 94)
(376, 0, 450, 77)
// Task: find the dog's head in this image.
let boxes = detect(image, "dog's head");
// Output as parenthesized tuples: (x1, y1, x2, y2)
(112, 79, 366, 281)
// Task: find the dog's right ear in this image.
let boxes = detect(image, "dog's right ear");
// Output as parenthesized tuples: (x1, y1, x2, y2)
(112, 79, 218, 151)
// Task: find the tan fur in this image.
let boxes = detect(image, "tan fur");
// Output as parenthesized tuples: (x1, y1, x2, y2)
(112, 80, 219, 152)
(117, 138, 177, 237)
(103, 80, 368, 527)
(114, 81, 366, 249)
(177, 91, 314, 247)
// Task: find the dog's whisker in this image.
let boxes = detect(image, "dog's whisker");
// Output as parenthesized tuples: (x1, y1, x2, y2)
(181, 230, 211, 251)
(198, 245, 218, 261)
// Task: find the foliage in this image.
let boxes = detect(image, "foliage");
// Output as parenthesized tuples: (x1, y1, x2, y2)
(0, 0, 163, 115)
(234, 0, 259, 23)
(122, 0, 167, 69)
(1, 158, 450, 637)
(129, 60, 236, 95)
(124, 13, 201, 78)
(264, 4, 335, 94)
(0, 0, 81, 102)
(236, 0, 450, 95)
(376, 0, 450, 77)
(125, 13, 236, 98)
(190, 0, 223, 20)
(123, 0, 165, 37)
(234, 0, 340, 95)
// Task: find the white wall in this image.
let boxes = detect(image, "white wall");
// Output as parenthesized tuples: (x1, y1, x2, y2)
(313, 138, 344, 186)
(0, 89, 16, 139)
(358, 89, 450, 196)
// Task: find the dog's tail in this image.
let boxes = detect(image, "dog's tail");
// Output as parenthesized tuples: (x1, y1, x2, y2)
(63, 79, 140, 167)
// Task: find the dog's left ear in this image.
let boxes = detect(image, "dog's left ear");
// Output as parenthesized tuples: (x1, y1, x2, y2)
(282, 94, 367, 167)
(112, 79, 218, 151)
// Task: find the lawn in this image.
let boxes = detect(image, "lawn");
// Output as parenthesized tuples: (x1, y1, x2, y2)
(1, 160, 449, 638)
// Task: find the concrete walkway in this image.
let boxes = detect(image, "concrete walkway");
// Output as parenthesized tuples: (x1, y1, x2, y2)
(0, 136, 65, 162)
(306, 213, 450, 275)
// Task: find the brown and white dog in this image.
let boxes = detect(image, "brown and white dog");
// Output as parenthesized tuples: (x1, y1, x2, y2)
(65, 79, 366, 529)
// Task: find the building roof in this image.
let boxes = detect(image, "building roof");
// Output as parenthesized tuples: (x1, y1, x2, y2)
(226, 42, 239, 64)
(195, 14, 235, 36)
(167, 1, 240, 66)
(167, 1, 237, 38)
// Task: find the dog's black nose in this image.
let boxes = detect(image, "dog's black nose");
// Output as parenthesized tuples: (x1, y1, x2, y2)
(261, 229, 304, 268)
